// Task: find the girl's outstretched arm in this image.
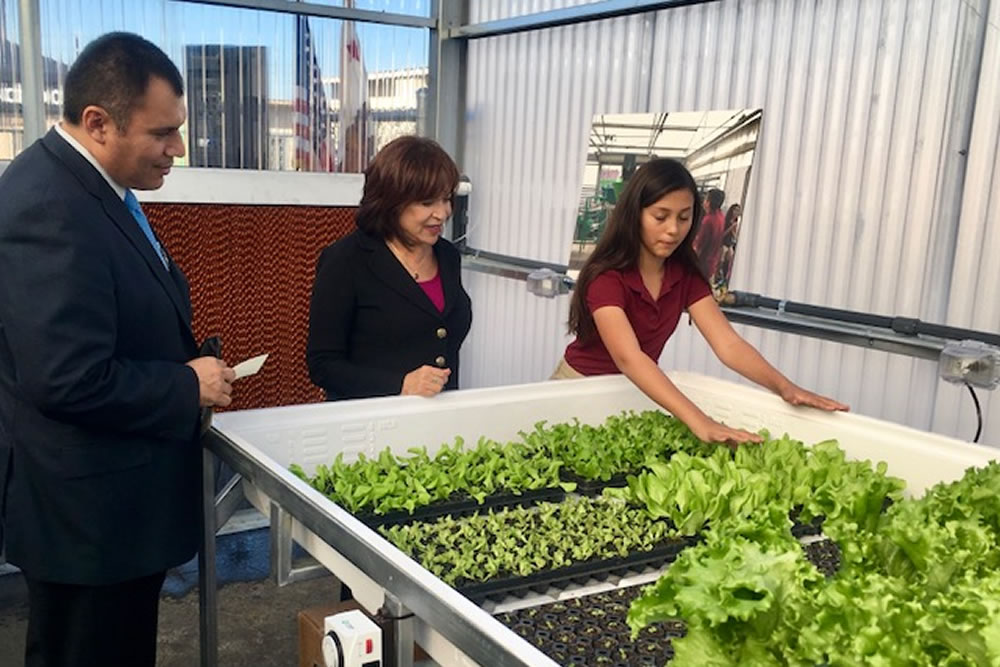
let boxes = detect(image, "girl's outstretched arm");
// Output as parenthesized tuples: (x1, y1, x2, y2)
(593, 304, 763, 444)
(687, 295, 849, 412)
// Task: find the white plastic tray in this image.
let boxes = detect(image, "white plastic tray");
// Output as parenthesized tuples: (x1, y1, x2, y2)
(215, 372, 997, 497)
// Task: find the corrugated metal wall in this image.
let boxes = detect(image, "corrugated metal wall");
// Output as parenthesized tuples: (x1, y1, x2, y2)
(460, 0, 999, 446)
(932, 0, 1000, 446)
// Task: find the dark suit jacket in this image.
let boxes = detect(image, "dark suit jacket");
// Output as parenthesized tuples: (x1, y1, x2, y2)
(307, 229, 473, 400)
(0, 129, 202, 585)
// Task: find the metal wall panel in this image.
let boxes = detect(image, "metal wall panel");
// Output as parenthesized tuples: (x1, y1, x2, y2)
(458, 269, 572, 389)
(932, 0, 1000, 447)
(460, 0, 997, 445)
(462, 0, 655, 390)
(470, 0, 604, 22)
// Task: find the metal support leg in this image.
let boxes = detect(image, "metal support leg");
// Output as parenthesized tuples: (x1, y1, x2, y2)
(382, 592, 415, 667)
(198, 448, 219, 667)
(269, 501, 331, 586)
(269, 502, 293, 586)
(214, 472, 244, 532)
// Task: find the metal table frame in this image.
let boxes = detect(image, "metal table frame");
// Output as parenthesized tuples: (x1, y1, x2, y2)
(197, 428, 559, 667)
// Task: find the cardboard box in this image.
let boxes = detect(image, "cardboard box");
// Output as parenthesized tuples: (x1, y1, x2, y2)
(298, 602, 429, 667)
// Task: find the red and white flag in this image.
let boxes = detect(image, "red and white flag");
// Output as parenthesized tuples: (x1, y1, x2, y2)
(338, 14, 368, 172)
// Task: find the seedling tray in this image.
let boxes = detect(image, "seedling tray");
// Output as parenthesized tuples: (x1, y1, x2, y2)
(490, 537, 843, 665)
(455, 536, 697, 604)
(353, 486, 568, 528)
(789, 505, 825, 537)
(802, 538, 841, 577)
(558, 470, 633, 496)
(496, 586, 685, 666)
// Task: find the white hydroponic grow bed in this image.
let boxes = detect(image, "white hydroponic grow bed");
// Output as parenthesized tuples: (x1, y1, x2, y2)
(216, 372, 996, 498)
(211, 372, 997, 666)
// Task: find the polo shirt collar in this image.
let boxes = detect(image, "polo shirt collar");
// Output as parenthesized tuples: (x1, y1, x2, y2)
(621, 259, 685, 302)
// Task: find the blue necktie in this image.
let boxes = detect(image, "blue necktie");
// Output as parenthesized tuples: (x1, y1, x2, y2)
(124, 189, 168, 270)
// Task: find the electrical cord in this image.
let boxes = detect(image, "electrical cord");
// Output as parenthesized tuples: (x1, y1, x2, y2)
(965, 381, 983, 443)
(450, 216, 479, 245)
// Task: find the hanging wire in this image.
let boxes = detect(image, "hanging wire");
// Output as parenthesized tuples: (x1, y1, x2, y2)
(964, 381, 983, 443)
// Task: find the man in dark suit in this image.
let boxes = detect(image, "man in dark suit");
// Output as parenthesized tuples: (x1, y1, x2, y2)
(0, 33, 235, 667)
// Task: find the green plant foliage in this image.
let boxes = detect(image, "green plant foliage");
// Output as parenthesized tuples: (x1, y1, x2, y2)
(290, 411, 704, 515)
(289, 410, 1000, 664)
(520, 411, 715, 481)
(292, 436, 570, 515)
(606, 434, 905, 537)
(628, 462, 1000, 666)
(379, 497, 675, 585)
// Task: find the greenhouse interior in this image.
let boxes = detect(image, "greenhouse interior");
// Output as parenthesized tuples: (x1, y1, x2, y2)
(1, 1, 999, 666)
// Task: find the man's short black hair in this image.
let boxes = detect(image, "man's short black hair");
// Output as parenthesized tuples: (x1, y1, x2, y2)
(706, 188, 725, 212)
(63, 32, 183, 130)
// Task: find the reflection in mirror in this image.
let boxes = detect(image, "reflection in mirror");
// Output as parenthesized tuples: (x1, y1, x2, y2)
(570, 109, 762, 296)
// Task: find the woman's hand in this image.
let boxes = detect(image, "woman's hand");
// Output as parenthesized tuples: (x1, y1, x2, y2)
(690, 416, 763, 445)
(779, 383, 849, 412)
(401, 365, 451, 397)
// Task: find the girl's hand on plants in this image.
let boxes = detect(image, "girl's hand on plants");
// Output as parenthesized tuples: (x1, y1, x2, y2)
(779, 383, 849, 412)
(691, 417, 762, 445)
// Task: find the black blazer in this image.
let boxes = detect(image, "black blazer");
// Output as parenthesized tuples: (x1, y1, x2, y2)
(0, 129, 202, 585)
(307, 229, 473, 399)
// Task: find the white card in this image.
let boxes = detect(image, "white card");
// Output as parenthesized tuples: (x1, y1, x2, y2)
(233, 353, 268, 380)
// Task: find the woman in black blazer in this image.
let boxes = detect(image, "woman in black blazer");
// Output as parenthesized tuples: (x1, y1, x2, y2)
(307, 136, 473, 400)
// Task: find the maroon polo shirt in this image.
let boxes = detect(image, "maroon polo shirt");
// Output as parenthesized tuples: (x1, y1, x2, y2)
(564, 260, 712, 375)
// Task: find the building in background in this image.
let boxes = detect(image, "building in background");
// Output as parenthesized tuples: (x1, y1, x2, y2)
(1, 41, 422, 172)
(0, 38, 67, 160)
(185, 44, 269, 169)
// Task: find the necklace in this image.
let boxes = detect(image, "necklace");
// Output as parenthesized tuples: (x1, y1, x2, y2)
(387, 241, 432, 280)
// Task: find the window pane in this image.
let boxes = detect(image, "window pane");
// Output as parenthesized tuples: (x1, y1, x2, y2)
(0, 0, 23, 160)
(28, 0, 427, 170)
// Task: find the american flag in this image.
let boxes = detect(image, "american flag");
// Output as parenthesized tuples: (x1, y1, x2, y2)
(294, 15, 333, 171)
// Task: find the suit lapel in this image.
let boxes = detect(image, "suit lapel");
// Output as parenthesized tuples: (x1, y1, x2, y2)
(43, 130, 196, 342)
(165, 251, 194, 321)
(102, 197, 195, 335)
(359, 232, 443, 319)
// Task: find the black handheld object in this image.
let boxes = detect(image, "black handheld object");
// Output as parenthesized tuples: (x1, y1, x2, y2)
(198, 335, 222, 435)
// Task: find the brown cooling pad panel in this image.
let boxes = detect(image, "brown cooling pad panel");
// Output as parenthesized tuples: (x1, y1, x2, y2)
(147, 203, 355, 410)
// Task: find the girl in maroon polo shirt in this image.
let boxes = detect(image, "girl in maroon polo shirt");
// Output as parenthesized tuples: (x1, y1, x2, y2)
(554, 159, 847, 445)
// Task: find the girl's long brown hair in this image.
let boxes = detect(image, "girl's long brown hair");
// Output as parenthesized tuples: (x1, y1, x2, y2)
(568, 158, 704, 343)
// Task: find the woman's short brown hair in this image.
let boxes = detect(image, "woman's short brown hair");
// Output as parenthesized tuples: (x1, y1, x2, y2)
(355, 136, 459, 241)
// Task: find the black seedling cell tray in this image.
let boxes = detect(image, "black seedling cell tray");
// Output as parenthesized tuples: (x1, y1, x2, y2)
(789, 506, 825, 537)
(558, 470, 633, 496)
(496, 585, 686, 666)
(802, 538, 841, 577)
(455, 536, 696, 604)
(353, 486, 567, 528)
